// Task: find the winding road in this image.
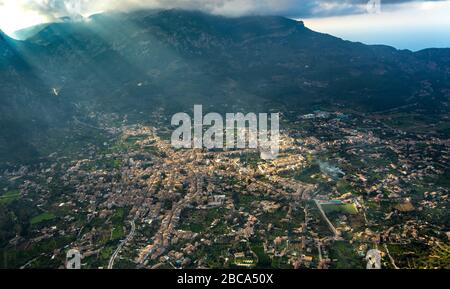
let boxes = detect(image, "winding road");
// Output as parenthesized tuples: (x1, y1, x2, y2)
(108, 220, 136, 269)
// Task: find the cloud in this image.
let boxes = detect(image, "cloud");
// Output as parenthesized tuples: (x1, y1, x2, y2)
(4, 0, 447, 20)
(305, 0, 450, 50)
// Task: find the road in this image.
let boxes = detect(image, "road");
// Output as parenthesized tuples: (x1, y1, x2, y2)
(108, 220, 136, 269)
(383, 244, 400, 269)
(314, 199, 340, 239)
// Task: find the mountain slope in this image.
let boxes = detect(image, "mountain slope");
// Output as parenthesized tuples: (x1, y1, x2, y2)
(0, 10, 449, 164)
(21, 10, 450, 110)
(0, 32, 73, 163)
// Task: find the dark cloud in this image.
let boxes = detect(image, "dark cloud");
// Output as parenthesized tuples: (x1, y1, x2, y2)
(9, 0, 449, 20)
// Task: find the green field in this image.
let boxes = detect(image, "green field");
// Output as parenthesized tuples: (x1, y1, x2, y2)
(322, 203, 358, 215)
(31, 212, 56, 225)
(251, 243, 271, 268)
(111, 225, 125, 240)
(329, 241, 364, 269)
(0, 190, 21, 205)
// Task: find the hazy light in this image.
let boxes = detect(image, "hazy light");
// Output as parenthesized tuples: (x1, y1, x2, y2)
(303, 0, 450, 51)
(0, 0, 49, 34)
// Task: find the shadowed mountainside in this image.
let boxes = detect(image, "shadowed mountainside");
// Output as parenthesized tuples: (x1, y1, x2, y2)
(0, 9, 449, 163)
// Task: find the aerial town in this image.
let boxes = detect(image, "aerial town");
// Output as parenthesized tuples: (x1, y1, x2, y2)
(1, 110, 449, 269)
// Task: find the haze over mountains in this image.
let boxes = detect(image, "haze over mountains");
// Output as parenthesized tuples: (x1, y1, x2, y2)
(1, 9, 449, 164)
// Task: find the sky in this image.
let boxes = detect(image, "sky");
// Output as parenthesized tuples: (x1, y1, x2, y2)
(0, 0, 449, 51)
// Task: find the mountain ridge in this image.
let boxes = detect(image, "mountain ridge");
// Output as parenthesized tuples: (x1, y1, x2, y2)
(0, 9, 449, 164)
